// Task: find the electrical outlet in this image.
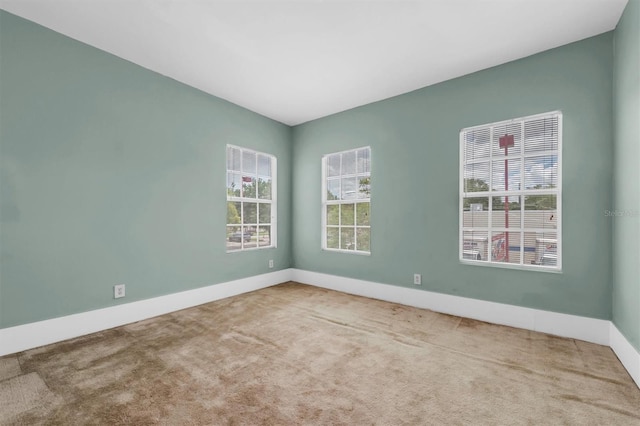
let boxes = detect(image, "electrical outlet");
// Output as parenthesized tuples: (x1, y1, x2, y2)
(114, 284, 125, 299)
(268, 259, 274, 269)
(413, 274, 421, 285)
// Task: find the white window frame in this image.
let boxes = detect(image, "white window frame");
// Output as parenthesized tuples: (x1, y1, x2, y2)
(226, 145, 277, 252)
(322, 146, 371, 255)
(459, 111, 562, 272)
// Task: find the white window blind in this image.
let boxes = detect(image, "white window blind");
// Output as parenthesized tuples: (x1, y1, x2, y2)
(460, 111, 561, 271)
(322, 147, 371, 254)
(226, 145, 276, 252)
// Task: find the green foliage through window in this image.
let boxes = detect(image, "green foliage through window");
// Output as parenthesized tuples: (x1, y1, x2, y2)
(323, 147, 371, 254)
(226, 145, 276, 251)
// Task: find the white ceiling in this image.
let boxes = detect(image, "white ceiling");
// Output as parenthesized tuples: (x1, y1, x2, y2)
(0, 0, 628, 125)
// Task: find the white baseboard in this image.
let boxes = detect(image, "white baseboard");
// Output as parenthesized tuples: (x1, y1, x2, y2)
(291, 269, 611, 345)
(610, 323, 640, 388)
(2, 267, 638, 390)
(0, 269, 292, 357)
(292, 269, 639, 389)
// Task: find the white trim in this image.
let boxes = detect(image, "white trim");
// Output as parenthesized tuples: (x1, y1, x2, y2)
(461, 110, 563, 133)
(291, 269, 609, 345)
(460, 111, 562, 272)
(610, 323, 640, 388)
(321, 146, 372, 254)
(1, 268, 637, 390)
(0, 269, 292, 357)
(459, 258, 563, 274)
(225, 144, 277, 252)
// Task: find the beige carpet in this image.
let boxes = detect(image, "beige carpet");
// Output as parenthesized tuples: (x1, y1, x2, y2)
(1, 282, 639, 425)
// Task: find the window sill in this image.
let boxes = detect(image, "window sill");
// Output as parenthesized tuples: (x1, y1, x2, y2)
(323, 248, 371, 256)
(227, 246, 277, 253)
(460, 259, 562, 273)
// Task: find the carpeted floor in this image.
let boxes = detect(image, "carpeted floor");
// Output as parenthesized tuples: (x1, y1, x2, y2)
(1, 282, 639, 425)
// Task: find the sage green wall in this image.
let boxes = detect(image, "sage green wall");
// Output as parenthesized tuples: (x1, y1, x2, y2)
(613, 0, 640, 351)
(0, 11, 292, 328)
(0, 9, 628, 332)
(292, 33, 614, 319)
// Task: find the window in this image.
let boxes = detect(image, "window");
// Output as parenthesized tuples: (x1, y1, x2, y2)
(226, 145, 276, 252)
(322, 147, 371, 254)
(460, 111, 561, 271)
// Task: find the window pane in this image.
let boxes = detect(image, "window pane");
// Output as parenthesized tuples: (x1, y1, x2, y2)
(492, 122, 522, 157)
(524, 196, 557, 230)
(530, 232, 558, 266)
(357, 148, 371, 174)
(323, 147, 371, 254)
(358, 176, 371, 199)
(463, 162, 490, 192)
(226, 146, 276, 252)
(243, 203, 257, 225)
(524, 156, 558, 189)
(341, 177, 357, 200)
(327, 154, 341, 177)
(463, 128, 491, 161)
(491, 159, 521, 191)
(524, 117, 558, 153)
(227, 173, 242, 197)
(242, 151, 256, 174)
(327, 205, 339, 226)
(356, 228, 370, 252)
(258, 177, 271, 200)
(243, 234, 257, 249)
(227, 201, 242, 225)
(326, 227, 339, 249)
(491, 232, 509, 262)
(341, 204, 355, 226)
(327, 179, 340, 200)
(462, 197, 488, 228)
(258, 203, 271, 224)
(257, 154, 271, 177)
(258, 226, 271, 247)
(242, 176, 256, 198)
(491, 196, 521, 229)
(462, 231, 488, 261)
(491, 231, 520, 264)
(227, 147, 241, 171)
(461, 112, 560, 268)
(341, 228, 355, 250)
(342, 150, 356, 175)
(523, 232, 539, 265)
(226, 225, 240, 235)
(226, 225, 243, 251)
(356, 202, 370, 226)
(524, 193, 557, 211)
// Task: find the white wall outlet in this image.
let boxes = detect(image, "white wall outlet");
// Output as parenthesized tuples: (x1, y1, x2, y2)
(114, 284, 126, 299)
(413, 274, 422, 285)
(268, 259, 274, 269)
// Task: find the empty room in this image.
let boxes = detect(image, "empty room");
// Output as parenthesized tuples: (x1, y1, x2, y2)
(1, 0, 639, 424)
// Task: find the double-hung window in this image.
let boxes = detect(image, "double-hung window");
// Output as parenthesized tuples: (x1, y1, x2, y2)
(226, 145, 276, 252)
(322, 147, 371, 254)
(460, 111, 561, 271)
